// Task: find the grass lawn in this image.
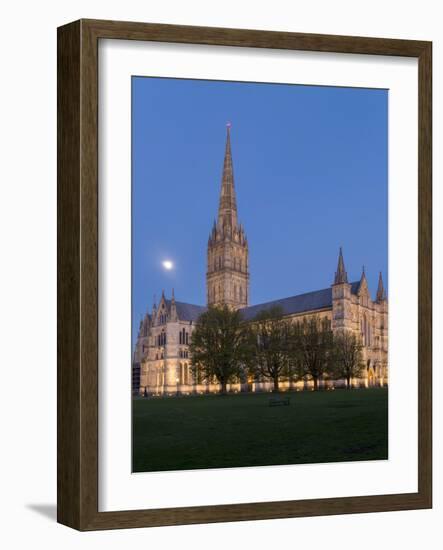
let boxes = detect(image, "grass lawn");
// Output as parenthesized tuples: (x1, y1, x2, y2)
(132, 387, 388, 472)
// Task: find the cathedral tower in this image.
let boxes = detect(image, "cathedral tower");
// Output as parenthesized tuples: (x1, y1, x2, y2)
(332, 247, 353, 332)
(206, 124, 249, 309)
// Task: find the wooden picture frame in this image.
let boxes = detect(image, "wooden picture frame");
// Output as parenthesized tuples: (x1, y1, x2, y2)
(57, 18, 432, 530)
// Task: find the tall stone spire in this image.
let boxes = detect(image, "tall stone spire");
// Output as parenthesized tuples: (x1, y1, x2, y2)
(217, 123, 238, 233)
(360, 265, 366, 282)
(376, 272, 386, 302)
(334, 247, 348, 284)
(207, 123, 249, 309)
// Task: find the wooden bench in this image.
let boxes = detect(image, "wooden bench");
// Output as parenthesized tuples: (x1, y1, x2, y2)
(269, 396, 290, 407)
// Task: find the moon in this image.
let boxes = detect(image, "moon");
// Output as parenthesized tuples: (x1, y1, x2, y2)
(162, 260, 174, 271)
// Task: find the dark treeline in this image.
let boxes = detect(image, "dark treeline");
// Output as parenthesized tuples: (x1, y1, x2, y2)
(190, 305, 364, 393)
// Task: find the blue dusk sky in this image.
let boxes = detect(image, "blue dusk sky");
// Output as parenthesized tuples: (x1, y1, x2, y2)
(132, 77, 388, 340)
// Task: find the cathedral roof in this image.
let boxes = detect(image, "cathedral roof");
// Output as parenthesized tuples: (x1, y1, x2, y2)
(350, 280, 362, 294)
(161, 281, 362, 324)
(240, 287, 332, 320)
(165, 299, 207, 322)
(240, 281, 361, 321)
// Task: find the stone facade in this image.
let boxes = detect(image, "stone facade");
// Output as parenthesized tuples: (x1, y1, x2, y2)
(135, 126, 388, 395)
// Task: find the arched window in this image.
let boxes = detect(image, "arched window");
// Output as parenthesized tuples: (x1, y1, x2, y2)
(240, 286, 243, 301)
(361, 316, 366, 346)
(361, 314, 371, 347)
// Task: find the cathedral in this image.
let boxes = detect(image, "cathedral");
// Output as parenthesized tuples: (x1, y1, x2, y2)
(133, 125, 388, 396)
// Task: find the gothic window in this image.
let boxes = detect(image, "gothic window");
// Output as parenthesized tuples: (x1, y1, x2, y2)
(361, 315, 371, 347)
(179, 331, 182, 345)
(214, 258, 217, 271)
(218, 256, 222, 269)
(361, 317, 366, 346)
(239, 259, 242, 272)
(240, 286, 243, 301)
(185, 332, 189, 345)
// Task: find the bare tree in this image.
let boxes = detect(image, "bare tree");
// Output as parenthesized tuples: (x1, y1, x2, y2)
(332, 331, 364, 389)
(249, 306, 292, 392)
(292, 316, 333, 391)
(189, 305, 251, 394)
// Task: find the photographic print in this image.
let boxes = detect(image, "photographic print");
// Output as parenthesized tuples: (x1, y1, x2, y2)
(131, 77, 388, 474)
